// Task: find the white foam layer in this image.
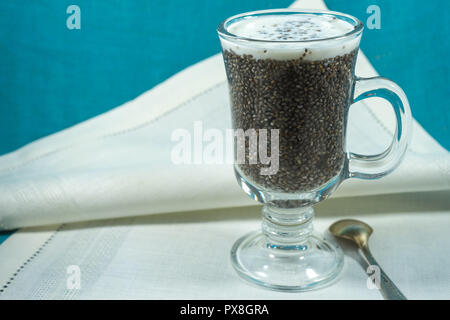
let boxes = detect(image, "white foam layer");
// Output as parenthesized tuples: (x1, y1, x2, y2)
(221, 14, 361, 61)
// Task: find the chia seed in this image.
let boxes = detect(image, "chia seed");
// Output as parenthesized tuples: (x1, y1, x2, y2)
(222, 48, 358, 192)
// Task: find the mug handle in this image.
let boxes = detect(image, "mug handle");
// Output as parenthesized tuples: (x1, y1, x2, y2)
(347, 77, 413, 179)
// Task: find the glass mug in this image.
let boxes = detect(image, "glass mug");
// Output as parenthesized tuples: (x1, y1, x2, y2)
(217, 9, 412, 291)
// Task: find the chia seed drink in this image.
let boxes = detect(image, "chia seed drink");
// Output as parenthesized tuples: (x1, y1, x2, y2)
(220, 14, 360, 192)
(217, 9, 411, 292)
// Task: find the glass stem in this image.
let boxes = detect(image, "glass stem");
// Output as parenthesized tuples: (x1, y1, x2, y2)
(262, 205, 314, 250)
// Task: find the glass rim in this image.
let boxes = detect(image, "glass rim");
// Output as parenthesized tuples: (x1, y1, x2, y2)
(217, 9, 364, 44)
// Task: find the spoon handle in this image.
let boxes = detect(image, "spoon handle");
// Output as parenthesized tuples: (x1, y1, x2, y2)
(362, 247, 407, 300)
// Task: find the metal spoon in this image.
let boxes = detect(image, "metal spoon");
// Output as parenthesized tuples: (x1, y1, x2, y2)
(329, 219, 407, 300)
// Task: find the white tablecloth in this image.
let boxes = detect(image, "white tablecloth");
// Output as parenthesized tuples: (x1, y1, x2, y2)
(0, 191, 449, 299)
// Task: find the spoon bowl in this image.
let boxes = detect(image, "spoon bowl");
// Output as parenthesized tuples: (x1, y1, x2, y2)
(329, 219, 373, 247)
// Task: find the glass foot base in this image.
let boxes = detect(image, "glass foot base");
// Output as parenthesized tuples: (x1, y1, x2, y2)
(230, 231, 344, 292)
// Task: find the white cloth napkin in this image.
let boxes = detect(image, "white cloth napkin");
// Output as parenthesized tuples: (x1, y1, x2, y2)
(0, 29, 448, 230)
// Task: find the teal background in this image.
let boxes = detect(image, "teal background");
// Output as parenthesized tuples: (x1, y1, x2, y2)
(0, 231, 14, 245)
(0, 0, 449, 156)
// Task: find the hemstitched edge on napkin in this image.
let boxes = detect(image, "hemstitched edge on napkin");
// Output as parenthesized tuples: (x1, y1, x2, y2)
(0, 225, 63, 296)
